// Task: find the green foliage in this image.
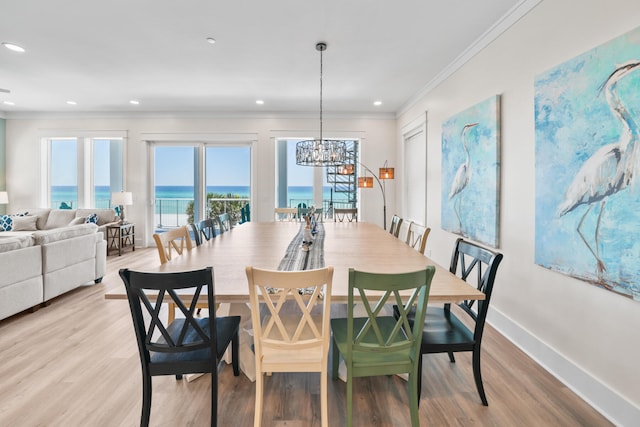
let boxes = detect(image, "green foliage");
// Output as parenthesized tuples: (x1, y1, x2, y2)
(185, 192, 247, 225)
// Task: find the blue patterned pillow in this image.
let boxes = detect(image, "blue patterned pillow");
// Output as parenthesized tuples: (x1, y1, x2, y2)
(0, 215, 13, 231)
(85, 213, 98, 224)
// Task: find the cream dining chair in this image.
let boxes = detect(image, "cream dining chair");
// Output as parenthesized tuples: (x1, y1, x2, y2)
(152, 226, 205, 322)
(405, 221, 431, 255)
(245, 266, 334, 427)
(274, 207, 297, 222)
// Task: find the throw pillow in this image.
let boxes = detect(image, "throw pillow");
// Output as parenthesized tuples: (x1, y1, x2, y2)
(85, 213, 99, 224)
(12, 215, 38, 231)
(69, 217, 86, 226)
(0, 215, 12, 231)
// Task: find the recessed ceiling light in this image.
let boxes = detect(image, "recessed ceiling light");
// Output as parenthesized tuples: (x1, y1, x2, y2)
(373, 101, 382, 106)
(206, 37, 216, 44)
(129, 100, 140, 105)
(2, 42, 25, 53)
(3, 101, 15, 106)
(256, 100, 264, 105)
(66, 100, 77, 105)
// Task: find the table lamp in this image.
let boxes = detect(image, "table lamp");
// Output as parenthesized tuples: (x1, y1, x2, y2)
(111, 191, 133, 223)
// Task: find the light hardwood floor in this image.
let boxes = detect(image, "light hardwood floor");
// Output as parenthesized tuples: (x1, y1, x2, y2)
(0, 248, 611, 426)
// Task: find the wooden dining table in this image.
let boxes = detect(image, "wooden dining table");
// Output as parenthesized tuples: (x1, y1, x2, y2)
(105, 221, 484, 380)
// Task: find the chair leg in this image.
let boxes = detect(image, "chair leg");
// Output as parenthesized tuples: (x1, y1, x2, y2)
(331, 339, 339, 380)
(408, 368, 420, 427)
(232, 330, 240, 376)
(211, 368, 218, 427)
(254, 370, 263, 427)
(448, 351, 456, 363)
(141, 373, 152, 427)
(320, 370, 328, 427)
(472, 349, 488, 406)
(417, 355, 423, 406)
(175, 374, 183, 380)
(168, 302, 176, 323)
(346, 370, 353, 427)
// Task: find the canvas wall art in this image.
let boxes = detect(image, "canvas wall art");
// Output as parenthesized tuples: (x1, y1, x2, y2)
(535, 25, 640, 301)
(441, 95, 500, 248)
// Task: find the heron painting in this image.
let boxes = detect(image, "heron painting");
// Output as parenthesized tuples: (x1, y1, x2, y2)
(535, 25, 640, 301)
(441, 95, 500, 248)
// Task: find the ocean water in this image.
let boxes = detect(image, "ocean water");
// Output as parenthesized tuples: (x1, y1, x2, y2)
(51, 185, 350, 209)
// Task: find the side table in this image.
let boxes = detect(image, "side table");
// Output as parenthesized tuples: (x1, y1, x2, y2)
(106, 223, 135, 256)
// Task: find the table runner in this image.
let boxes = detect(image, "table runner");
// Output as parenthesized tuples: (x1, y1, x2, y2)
(265, 223, 325, 295)
(277, 223, 325, 271)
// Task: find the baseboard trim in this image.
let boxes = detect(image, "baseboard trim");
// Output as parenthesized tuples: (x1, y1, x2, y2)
(487, 307, 639, 427)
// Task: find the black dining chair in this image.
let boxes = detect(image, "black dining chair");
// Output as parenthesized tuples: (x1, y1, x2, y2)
(120, 267, 241, 427)
(216, 213, 232, 234)
(394, 237, 503, 406)
(191, 218, 217, 246)
(389, 214, 403, 237)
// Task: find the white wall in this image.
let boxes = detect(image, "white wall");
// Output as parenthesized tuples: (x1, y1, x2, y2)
(397, 0, 640, 424)
(5, 115, 396, 246)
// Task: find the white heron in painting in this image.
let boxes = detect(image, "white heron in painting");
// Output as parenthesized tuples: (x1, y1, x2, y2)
(557, 60, 640, 279)
(449, 122, 479, 232)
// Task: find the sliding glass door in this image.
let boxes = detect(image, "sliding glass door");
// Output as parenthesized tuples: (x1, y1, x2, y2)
(152, 143, 251, 230)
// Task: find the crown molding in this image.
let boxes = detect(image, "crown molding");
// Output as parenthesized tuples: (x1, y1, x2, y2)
(397, 0, 542, 118)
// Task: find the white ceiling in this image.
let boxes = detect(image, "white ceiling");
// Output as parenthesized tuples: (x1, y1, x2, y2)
(0, 0, 531, 116)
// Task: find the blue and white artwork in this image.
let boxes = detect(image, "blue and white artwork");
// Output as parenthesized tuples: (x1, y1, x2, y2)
(535, 25, 640, 301)
(441, 95, 500, 248)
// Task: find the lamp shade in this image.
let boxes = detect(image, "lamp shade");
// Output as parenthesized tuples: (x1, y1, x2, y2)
(112, 191, 133, 206)
(338, 164, 355, 175)
(358, 177, 374, 188)
(0, 192, 7, 204)
(379, 167, 395, 180)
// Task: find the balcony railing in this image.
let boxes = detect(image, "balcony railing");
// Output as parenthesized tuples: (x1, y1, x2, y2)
(155, 197, 250, 229)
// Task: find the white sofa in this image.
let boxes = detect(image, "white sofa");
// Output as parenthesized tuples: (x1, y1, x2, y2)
(1, 207, 119, 238)
(0, 223, 106, 321)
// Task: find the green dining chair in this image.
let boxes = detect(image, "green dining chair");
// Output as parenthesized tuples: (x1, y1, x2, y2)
(331, 266, 435, 427)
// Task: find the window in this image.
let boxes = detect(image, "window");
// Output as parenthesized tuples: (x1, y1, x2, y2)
(276, 139, 358, 214)
(46, 136, 124, 209)
(152, 143, 252, 229)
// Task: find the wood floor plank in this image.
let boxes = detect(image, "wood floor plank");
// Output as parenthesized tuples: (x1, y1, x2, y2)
(0, 248, 612, 426)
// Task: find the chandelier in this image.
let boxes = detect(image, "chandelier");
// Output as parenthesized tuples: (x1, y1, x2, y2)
(296, 42, 347, 166)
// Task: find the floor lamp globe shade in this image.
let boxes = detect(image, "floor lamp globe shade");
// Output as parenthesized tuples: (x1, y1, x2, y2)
(0, 192, 8, 204)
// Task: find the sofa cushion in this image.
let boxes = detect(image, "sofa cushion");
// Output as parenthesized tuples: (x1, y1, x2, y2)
(0, 215, 12, 231)
(17, 208, 51, 230)
(12, 215, 38, 231)
(0, 235, 34, 253)
(32, 223, 98, 245)
(75, 208, 118, 226)
(44, 209, 77, 229)
(69, 217, 86, 226)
